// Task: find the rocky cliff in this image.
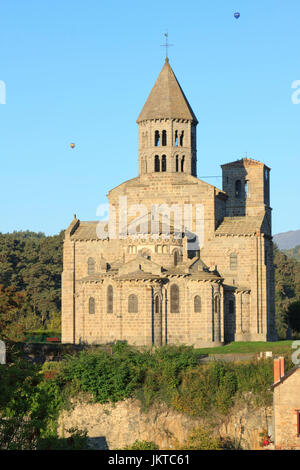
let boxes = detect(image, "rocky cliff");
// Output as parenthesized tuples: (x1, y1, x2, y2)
(58, 396, 273, 450)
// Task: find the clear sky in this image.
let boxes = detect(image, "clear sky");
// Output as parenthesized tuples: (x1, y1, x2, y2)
(0, 0, 299, 236)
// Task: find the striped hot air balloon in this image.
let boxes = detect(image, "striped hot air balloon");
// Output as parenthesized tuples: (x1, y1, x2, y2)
(234, 12, 240, 19)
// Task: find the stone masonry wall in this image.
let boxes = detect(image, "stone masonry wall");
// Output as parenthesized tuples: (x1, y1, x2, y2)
(58, 397, 272, 450)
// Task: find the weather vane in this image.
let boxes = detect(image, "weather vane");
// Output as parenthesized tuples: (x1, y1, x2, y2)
(161, 32, 173, 59)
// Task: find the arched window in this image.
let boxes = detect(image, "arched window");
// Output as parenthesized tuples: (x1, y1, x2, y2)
(170, 284, 179, 313)
(176, 155, 179, 172)
(235, 180, 242, 198)
(265, 168, 268, 182)
(229, 299, 234, 314)
(180, 131, 184, 146)
(155, 155, 160, 172)
(155, 130, 160, 147)
(181, 156, 185, 172)
(230, 253, 238, 270)
(88, 257, 95, 275)
(175, 130, 178, 146)
(128, 294, 138, 313)
(194, 295, 201, 313)
(155, 295, 160, 314)
(107, 285, 113, 313)
(214, 295, 220, 315)
(89, 297, 95, 315)
(192, 157, 196, 176)
(162, 154, 167, 172)
(173, 250, 179, 266)
(245, 180, 250, 198)
(162, 130, 167, 146)
(264, 169, 270, 203)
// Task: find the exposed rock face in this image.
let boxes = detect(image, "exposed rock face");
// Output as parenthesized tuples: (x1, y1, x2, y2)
(58, 397, 272, 450)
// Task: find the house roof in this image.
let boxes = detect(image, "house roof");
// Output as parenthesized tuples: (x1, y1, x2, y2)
(270, 365, 300, 389)
(136, 58, 198, 124)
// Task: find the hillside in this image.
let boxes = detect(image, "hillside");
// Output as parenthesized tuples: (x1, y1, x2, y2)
(273, 229, 300, 250)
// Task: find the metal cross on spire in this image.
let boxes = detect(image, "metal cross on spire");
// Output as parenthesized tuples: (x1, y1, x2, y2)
(161, 32, 173, 59)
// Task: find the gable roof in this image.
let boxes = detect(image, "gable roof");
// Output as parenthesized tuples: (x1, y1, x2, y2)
(270, 366, 300, 389)
(118, 255, 163, 276)
(137, 58, 198, 124)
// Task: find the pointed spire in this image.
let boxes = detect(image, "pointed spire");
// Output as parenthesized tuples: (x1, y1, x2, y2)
(137, 60, 198, 124)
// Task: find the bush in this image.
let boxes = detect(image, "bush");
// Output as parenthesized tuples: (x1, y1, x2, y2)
(176, 426, 225, 450)
(172, 359, 282, 417)
(57, 342, 200, 407)
(57, 342, 147, 403)
(0, 417, 39, 450)
(123, 440, 159, 450)
(37, 427, 88, 450)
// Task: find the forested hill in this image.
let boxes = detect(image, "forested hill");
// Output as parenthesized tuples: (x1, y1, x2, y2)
(0, 230, 64, 340)
(273, 230, 300, 250)
(283, 245, 300, 262)
(273, 244, 300, 338)
(0, 231, 299, 341)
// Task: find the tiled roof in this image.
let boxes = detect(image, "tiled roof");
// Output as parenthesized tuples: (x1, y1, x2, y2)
(70, 221, 102, 240)
(137, 58, 198, 123)
(270, 366, 300, 389)
(215, 216, 264, 236)
(221, 157, 270, 170)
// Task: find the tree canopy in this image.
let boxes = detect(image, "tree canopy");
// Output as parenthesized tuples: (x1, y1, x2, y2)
(0, 231, 64, 340)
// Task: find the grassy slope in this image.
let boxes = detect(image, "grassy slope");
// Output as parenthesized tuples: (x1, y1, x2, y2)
(195, 340, 294, 355)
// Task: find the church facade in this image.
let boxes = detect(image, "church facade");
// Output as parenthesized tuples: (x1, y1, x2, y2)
(61, 58, 277, 347)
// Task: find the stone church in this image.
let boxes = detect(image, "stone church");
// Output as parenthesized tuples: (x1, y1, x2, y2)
(61, 58, 277, 347)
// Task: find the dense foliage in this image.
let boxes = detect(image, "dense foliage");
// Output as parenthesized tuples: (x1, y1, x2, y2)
(0, 230, 64, 340)
(0, 342, 296, 449)
(273, 244, 300, 338)
(0, 344, 87, 449)
(51, 343, 294, 416)
(174, 426, 242, 450)
(284, 244, 300, 262)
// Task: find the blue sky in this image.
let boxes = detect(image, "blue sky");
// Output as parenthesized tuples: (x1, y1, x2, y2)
(0, 0, 299, 236)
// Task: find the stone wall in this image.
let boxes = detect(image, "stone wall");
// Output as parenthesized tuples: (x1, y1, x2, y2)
(58, 397, 272, 450)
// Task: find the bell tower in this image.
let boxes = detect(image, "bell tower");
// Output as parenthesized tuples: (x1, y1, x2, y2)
(137, 58, 198, 176)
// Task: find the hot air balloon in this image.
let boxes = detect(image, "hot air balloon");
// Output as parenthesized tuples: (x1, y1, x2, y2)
(70, 143, 75, 149)
(234, 12, 240, 19)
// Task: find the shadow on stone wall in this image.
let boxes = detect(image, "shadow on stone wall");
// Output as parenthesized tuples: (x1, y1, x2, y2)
(88, 437, 109, 450)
